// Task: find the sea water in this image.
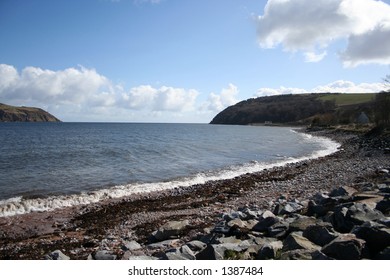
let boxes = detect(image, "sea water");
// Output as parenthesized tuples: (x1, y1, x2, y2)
(0, 123, 339, 216)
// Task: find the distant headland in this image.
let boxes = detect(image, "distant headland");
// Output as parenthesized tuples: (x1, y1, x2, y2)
(0, 103, 61, 122)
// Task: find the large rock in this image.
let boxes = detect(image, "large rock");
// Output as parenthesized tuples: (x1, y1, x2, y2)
(321, 234, 366, 260)
(185, 240, 207, 252)
(376, 198, 390, 215)
(252, 216, 280, 232)
(164, 245, 196, 260)
(289, 216, 318, 232)
(268, 221, 289, 238)
(44, 250, 70, 260)
(329, 186, 358, 197)
(151, 220, 190, 241)
(196, 242, 250, 260)
(146, 239, 182, 250)
(352, 221, 390, 257)
(257, 240, 283, 260)
(346, 203, 385, 225)
(282, 232, 321, 252)
(302, 224, 338, 246)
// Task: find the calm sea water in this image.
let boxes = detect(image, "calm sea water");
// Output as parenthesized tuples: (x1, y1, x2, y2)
(0, 123, 339, 216)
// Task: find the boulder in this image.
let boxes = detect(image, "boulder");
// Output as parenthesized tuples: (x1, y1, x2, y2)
(289, 216, 318, 232)
(44, 250, 70, 260)
(164, 245, 196, 260)
(257, 240, 283, 260)
(280, 249, 333, 260)
(196, 242, 250, 260)
(329, 186, 357, 197)
(146, 239, 181, 250)
(185, 240, 207, 252)
(376, 198, 390, 215)
(268, 221, 289, 238)
(282, 232, 321, 252)
(252, 216, 280, 232)
(346, 203, 385, 225)
(151, 220, 190, 241)
(321, 234, 366, 260)
(302, 224, 338, 246)
(274, 202, 303, 215)
(352, 221, 390, 257)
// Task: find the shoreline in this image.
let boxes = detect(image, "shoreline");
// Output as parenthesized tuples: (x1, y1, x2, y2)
(0, 126, 338, 218)
(0, 128, 389, 259)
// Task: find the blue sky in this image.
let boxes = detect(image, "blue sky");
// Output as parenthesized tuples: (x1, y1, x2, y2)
(1, 0, 390, 122)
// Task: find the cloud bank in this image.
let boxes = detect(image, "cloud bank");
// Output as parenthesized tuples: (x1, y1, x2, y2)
(0, 64, 233, 121)
(257, 0, 390, 66)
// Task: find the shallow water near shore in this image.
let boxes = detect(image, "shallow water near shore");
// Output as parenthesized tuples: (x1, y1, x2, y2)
(0, 123, 339, 216)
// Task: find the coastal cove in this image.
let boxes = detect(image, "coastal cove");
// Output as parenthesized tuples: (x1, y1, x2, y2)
(0, 126, 389, 260)
(0, 123, 337, 216)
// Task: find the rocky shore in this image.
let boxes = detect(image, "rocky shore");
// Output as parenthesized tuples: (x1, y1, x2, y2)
(0, 128, 389, 260)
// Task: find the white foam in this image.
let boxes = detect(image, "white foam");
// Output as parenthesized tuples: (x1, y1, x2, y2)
(0, 132, 340, 218)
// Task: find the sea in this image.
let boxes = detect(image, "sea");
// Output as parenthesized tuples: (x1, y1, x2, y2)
(0, 123, 340, 217)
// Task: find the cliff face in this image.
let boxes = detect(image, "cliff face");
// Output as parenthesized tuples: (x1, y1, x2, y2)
(0, 103, 61, 122)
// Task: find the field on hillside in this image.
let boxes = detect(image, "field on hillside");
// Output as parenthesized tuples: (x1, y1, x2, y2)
(319, 93, 376, 106)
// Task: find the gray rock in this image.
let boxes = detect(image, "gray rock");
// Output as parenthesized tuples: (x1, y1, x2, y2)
(268, 221, 289, 238)
(122, 240, 142, 251)
(274, 202, 303, 215)
(223, 211, 247, 222)
(303, 224, 338, 246)
(376, 198, 390, 215)
(329, 186, 357, 197)
(146, 239, 181, 250)
(282, 232, 321, 252)
(257, 240, 283, 260)
(227, 218, 258, 231)
(91, 250, 117, 260)
(164, 245, 196, 260)
(289, 216, 318, 232)
(44, 250, 70, 260)
(352, 221, 390, 257)
(151, 220, 190, 241)
(213, 221, 231, 234)
(252, 216, 280, 232)
(186, 240, 207, 252)
(347, 203, 385, 225)
(196, 242, 250, 260)
(321, 234, 366, 260)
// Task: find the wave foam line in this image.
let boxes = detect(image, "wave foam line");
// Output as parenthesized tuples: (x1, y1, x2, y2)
(0, 133, 340, 218)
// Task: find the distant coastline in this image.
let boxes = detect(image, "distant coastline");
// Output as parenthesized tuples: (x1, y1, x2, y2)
(0, 103, 60, 122)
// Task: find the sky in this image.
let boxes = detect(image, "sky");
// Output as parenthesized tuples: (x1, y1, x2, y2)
(0, 0, 390, 123)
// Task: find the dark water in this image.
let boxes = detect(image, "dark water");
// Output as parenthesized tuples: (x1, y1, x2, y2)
(0, 123, 339, 216)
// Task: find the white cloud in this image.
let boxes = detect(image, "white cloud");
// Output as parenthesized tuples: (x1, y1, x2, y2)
(255, 80, 387, 97)
(202, 83, 239, 112)
(257, 0, 390, 66)
(256, 86, 307, 97)
(304, 51, 327, 63)
(0, 64, 200, 121)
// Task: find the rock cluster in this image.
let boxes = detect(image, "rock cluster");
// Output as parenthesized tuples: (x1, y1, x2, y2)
(45, 168, 389, 260)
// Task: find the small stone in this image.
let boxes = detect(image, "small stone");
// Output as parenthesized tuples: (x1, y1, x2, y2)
(122, 240, 142, 251)
(44, 250, 70, 260)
